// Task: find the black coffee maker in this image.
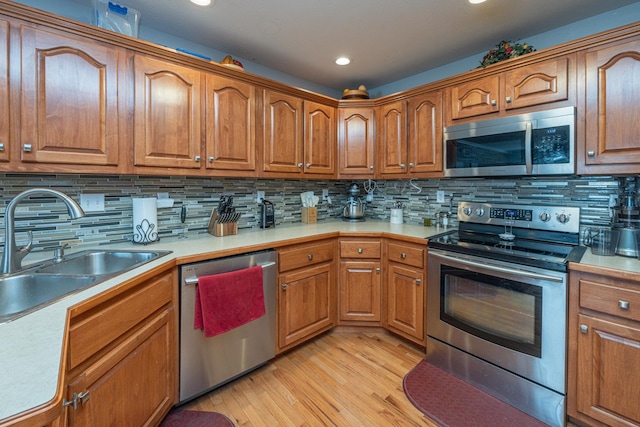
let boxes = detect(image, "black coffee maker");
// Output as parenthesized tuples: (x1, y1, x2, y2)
(260, 200, 275, 228)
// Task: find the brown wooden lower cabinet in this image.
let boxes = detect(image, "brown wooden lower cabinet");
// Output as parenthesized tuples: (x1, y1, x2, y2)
(568, 268, 640, 427)
(62, 268, 177, 427)
(384, 240, 426, 346)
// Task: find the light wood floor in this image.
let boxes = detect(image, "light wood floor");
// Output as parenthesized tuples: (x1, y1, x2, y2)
(182, 328, 439, 426)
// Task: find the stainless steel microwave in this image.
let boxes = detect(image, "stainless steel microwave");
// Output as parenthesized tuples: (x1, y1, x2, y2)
(443, 106, 575, 177)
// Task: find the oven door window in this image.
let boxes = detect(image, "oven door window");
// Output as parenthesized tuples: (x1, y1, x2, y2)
(440, 266, 542, 357)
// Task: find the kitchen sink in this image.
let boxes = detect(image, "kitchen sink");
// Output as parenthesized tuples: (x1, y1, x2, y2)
(0, 249, 171, 324)
(35, 250, 169, 276)
(0, 274, 98, 323)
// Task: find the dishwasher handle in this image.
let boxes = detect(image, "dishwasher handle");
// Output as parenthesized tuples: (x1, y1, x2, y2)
(183, 261, 276, 286)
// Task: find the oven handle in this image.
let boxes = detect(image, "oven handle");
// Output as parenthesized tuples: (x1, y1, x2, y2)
(428, 250, 564, 283)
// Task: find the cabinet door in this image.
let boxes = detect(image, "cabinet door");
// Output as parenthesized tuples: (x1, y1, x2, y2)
(407, 91, 442, 175)
(377, 100, 408, 176)
(304, 101, 336, 176)
(20, 26, 123, 167)
(66, 310, 174, 427)
(0, 18, 8, 163)
(133, 55, 202, 170)
(339, 260, 381, 323)
(576, 313, 640, 426)
(262, 89, 303, 174)
(581, 39, 640, 173)
(449, 75, 500, 120)
(386, 263, 425, 344)
(205, 74, 256, 172)
(504, 57, 569, 110)
(278, 262, 335, 349)
(338, 107, 375, 177)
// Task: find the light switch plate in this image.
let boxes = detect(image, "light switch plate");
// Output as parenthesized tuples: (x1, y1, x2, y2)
(257, 191, 265, 203)
(436, 190, 445, 203)
(80, 194, 105, 212)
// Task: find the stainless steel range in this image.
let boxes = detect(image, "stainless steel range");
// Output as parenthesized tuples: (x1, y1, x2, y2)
(426, 202, 585, 427)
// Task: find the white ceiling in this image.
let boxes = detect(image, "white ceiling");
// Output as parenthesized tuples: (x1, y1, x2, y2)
(70, 0, 640, 90)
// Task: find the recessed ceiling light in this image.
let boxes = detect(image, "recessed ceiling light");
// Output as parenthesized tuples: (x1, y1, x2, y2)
(468, 0, 487, 4)
(191, 0, 213, 6)
(336, 57, 351, 66)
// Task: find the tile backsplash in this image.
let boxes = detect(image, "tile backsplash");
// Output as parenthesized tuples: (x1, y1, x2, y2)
(0, 173, 624, 256)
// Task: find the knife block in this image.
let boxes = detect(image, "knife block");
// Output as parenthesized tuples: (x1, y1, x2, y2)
(207, 210, 238, 237)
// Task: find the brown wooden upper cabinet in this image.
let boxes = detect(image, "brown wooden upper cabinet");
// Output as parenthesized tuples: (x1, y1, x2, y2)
(205, 74, 256, 174)
(579, 38, 640, 175)
(338, 106, 376, 178)
(19, 24, 126, 172)
(377, 90, 443, 178)
(262, 92, 335, 178)
(133, 54, 203, 172)
(0, 18, 8, 164)
(446, 56, 572, 123)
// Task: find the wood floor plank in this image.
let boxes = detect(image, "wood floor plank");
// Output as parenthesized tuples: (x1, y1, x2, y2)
(182, 329, 439, 426)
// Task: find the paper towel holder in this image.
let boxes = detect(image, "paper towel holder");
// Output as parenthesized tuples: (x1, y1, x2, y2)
(133, 218, 158, 244)
(132, 197, 159, 244)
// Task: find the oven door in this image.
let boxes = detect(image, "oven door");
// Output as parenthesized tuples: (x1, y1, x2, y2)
(427, 249, 567, 394)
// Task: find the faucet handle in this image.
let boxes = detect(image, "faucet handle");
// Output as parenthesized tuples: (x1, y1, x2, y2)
(15, 231, 34, 265)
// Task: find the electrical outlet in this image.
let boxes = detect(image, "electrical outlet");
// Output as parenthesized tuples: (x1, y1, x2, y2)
(80, 194, 105, 212)
(322, 189, 329, 201)
(257, 191, 265, 203)
(436, 190, 445, 203)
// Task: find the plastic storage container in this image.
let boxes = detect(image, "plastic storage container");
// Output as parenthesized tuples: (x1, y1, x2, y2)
(92, 0, 140, 38)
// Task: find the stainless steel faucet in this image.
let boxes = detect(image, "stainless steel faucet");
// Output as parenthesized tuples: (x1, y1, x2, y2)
(1, 189, 85, 274)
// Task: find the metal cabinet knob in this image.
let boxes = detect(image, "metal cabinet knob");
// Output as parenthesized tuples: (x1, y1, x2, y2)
(23, 144, 32, 152)
(194, 155, 201, 162)
(308, 254, 313, 260)
(587, 151, 595, 157)
(281, 283, 287, 290)
(580, 324, 588, 334)
(416, 279, 422, 285)
(306, 163, 311, 168)
(619, 300, 630, 310)
(401, 253, 407, 259)
(505, 96, 512, 103)
(400, 164, 406, 169)
(409, 162, 415, 168)
(297, 163, 303, 168)
(491, 99, 497, 106)
(357, 248, 363, 254)
(369, 165, 374, 170)
(0, 143, 4, 152)
(376, 267, 380, 273)
(208, 156, 214, 162)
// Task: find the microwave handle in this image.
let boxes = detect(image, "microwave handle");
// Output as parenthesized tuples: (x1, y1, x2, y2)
(525, 122, 532, 174)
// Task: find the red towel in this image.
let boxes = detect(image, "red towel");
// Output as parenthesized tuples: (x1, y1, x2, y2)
(194, 265, 266, 338)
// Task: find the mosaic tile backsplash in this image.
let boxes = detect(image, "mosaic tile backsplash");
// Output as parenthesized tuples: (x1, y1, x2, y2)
(0, 173, 626, 257)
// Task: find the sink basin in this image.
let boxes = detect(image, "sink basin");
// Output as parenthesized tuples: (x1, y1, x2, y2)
(35, 250, 169, 276)
(0, 249, 171, 323)
(0, 274, 98, 323)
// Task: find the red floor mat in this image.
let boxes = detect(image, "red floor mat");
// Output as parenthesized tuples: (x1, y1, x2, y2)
(403, 360, 549, 427)
(159, 409, 235, 427)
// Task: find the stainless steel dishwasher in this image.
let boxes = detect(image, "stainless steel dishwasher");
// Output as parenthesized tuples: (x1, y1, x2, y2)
(178, 249, 277, 403)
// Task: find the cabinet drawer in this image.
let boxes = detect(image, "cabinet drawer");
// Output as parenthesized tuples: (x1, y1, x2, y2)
(279, 240, 335, 272)
(67, 271, 174, 370)
(580, 279, 640, 322)
(340, 240, 381, 259)
(387, 241, 425, 268)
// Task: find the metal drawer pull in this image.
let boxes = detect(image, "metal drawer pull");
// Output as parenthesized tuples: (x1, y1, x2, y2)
(358, 248, 363, 254)
(400, 164, 406, 168)
(376, 267, 380, 273)
(416, 279, 422, 285)
(297, 163, 303, 168)
(409, 162, 415, 168)
(194, 155, 201, 162)
(308, 254, 313, 260)
(0, 143, 4, 151)
(580, 324, 588, 334)
(491, 99, 497, 106)
(401, 253, 407, 259)
(505, 96, 512, 103)
(587, 151, 595, 157)
(619, 300, 630, 310)
(23, 144, 32, 152)
(369, 165, 374, 170)
(208, 156, 214, 162)
(281, 283, 287, 290)
(306, 163, 311, 168)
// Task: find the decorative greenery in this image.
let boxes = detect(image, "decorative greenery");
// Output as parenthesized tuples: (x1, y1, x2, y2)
(479, 40, 535, 68)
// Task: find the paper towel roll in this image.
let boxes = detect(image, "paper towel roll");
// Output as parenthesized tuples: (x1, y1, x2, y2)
(133, 197, 158, 244)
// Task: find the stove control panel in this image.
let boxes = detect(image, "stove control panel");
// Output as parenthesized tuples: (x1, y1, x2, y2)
(458, 202, 580, 233)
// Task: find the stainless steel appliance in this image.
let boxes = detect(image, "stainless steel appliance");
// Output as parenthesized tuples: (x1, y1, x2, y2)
(427, 202, 585, 427)
(612, 176, 640, 257)
(443, 106, 575, 177)
(260, 200, 275, 228)
(178, 250, 277, 403)
(343, 183, 366, 222)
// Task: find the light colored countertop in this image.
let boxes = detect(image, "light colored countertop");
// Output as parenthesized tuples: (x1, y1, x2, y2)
(2, 219, 639, 422)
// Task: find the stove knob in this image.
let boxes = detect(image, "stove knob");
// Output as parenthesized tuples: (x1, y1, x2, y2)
(475, 208, 485, 217)
(539, 211, 551, 222)
(557, 213, 570, 224)
(463, 207, 473, 216)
